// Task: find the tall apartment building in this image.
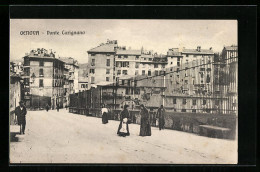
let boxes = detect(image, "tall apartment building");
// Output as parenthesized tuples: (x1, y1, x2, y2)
(220, 45, 238, 114)
(88, 40, 168, 90)
(23, 48, 65, 109)
(59, 57, 79, 94)
(87, 40, 117, 89)
(78, 63, 89, 92)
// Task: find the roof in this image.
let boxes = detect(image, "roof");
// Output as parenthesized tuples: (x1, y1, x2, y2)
(88, 43, 117, 53)
(182, 48, 214, 55)
(116, 50, 141, 55)
(224, 46, 238, 51)
(59, 57, 74, 64)
(24, 55, 65, 63)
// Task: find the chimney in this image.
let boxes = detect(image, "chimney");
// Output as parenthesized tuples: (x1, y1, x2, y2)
(209, 47, 212, 50)
(197, 46, 201, 52)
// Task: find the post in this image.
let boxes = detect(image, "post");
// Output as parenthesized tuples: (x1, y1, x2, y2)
(163, 70, 166, 106)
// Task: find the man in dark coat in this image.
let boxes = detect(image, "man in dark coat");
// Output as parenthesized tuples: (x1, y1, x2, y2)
(156, 105, 166, 130)
(15, 101, 27, 134)
(57, 104, 59, 112)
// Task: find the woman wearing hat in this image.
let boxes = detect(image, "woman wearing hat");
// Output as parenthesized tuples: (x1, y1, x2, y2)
(117, 105, 130, 137)
(139, 104, 151, 136)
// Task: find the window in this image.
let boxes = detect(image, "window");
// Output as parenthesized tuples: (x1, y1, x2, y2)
(127, 80, 131, 86)
(192, 99, 196, 105)
(90, 69, 95, 74)
(148, 70, 151, 76)
(184, 80, 188, 84)
(91, 77, 95, 83)
(117, 70, 121, 75)
(24, 68, 30, 76)
(124, 55, 128, 59)
(170, 68, 173, 72)
(91, 53, 96, 56)
(106, 69, 110, 74)
(203, 99, 206, 105)
(123, 70, 128, 75)
(135, 56, 139, 60)
(118, 55, 122, 59)
(135, 70, 139, 75)
(39, 69, 44, 76)
(134, 88, 140, 95)
(81, 84, 85, 88)
(155, 70, 159, 76)
(192, 109, 196, 113)
(106, 59, 110, 66)
(142, 70, 145, 76)
(183, 99, 186, 105)
(23, 78, 29, 85)
(200, 68, 205, 71)
(106, 77, 110, 81)
(116, 77, 119, 84)
(154, 64, 158, 68)
(134, 80, 137, 87)
(91, 59, 95, 66)
(144, 58, 146, 60)
(171, 62, 173, 64)
(39, 61, 44, 66)
(122, 80, 125, 85)
(149, 58, 152, 61)
(181, 109, 186, 112)
(215, 100, 219, 106)
(39, 79, 44, 87)
(135, 63, 139, 68)
(173, 98, 177, 104)
(122, 62, 129, 67)
(186, 54, 189, 57)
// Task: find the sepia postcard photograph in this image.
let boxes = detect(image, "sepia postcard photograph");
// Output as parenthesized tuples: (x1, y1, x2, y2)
(9, 19, 238, 164)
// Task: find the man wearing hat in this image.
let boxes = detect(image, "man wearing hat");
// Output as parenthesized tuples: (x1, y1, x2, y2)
(15, 101, 27, 134)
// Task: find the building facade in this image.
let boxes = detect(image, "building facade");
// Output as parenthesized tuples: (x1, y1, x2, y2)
(87, 40, 117, 89)
(10, 71, 23, 124)
(23, 48, 65, 109)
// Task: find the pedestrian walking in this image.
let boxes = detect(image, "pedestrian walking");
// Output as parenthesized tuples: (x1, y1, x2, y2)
(117, 105, 130, 137)
(45, 104, 49, 112)
(101, 104, 109, 124)
(57, 104, 59, 112)
(15, 101, 27, 134)
(156, 105, 166, 130)
(139, 104, 151, 136)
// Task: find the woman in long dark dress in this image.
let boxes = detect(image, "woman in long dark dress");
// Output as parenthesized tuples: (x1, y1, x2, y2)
(101, 104, 109, 124)
(139, 104, 151, 136)
(117, 105, 130, 137)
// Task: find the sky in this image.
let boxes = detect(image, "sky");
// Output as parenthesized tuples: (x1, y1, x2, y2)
(10, 19, 237, 64)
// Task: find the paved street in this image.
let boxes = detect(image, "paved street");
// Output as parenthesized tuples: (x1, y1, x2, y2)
(10, 109, 237, 164)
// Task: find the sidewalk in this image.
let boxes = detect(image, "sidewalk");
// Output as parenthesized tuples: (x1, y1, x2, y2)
(10, 124, 20, 133)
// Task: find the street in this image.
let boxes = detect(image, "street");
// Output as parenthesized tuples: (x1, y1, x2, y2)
(10, 109, 237, 164)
